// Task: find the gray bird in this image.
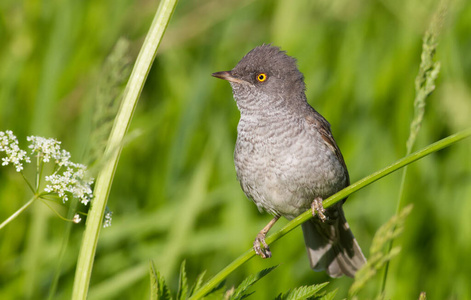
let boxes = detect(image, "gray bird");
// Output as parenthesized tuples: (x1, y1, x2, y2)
(212, 44, 366, 278)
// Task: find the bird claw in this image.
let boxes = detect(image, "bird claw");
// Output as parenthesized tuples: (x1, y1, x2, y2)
(311, 197, 327, 222)
(253, 232, 272, 258)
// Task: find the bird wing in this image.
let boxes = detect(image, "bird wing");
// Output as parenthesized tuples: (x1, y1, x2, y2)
(304, 112, 350, 186)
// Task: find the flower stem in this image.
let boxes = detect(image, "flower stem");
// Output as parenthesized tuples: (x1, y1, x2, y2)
(0, 196, 37, 230)
(38, 197, 72, 222)
(21, 171, 36, 194)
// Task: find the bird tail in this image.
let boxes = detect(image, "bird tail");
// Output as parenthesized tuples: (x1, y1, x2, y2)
(301, 208, 366, 278)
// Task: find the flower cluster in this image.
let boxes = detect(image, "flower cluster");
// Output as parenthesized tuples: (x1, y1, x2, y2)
(1, 131, 94, 205)
(27, 136, 69, 165)
(103, 211, 113, 228)
(0, 130, 116, 228)
(0, 130, 31, 172)
(44, 165, 94, 205)
(27, 136, 95, 205)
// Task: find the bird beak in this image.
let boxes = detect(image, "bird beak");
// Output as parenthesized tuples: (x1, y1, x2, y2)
(212, 71, 246, 84)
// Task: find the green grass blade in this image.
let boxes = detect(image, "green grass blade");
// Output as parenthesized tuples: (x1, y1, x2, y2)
(381, 3, 447, 294)
(71, 0, 179, 299)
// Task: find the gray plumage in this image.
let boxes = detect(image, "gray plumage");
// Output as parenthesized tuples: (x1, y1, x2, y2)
(212, 44, 366, 278)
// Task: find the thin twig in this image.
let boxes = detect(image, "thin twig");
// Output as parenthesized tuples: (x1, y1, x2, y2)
(0, 196, 37, 230)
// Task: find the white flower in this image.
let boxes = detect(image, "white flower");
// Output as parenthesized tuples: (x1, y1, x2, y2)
(1, 130, 94, 204)
(103, 211, 113, 228)
(23, 134, 94, 204)
(44, 165, 94, 205)
(73, 214, 82, 224)
(1, 130, 96, 228)
(27, 136, 64, 164)
(0, 130, 31, 172)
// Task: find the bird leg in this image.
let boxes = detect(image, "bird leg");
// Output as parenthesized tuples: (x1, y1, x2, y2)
(311, 197, 327, 222)
(253, 215, 280, 259)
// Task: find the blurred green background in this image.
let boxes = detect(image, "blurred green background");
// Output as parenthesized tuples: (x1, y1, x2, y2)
(1, 0, 470, 299)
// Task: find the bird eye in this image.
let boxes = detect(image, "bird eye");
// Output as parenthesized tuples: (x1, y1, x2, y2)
(256, 73, 267, 82)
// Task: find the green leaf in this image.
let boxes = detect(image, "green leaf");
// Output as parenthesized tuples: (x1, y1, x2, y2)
(229, 265, 278, 300)
(189, 270, 206, 297)
(275, 282, 329, 300)
(149, 260, 173, 300)
(200, 280, 226, 300)
(206, 279, 226, 299)
(318, 288, 338, 300)
(177, 261, 188, 300)
(150, 261, 158, 300)
(158, 275, 173, 300)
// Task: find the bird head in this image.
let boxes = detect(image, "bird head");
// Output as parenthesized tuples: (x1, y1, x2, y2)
(212, 44, 307, 112)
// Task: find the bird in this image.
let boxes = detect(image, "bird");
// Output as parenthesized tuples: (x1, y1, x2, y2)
(212, 44, 366, 278)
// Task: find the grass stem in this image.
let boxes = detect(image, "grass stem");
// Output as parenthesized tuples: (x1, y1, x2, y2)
(70, 0, 179, 298)
(190, 127, 471, 299)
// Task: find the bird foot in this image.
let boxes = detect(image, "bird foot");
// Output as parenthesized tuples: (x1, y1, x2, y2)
(253, 232, 272, 258)
(311, 197, 327, 222)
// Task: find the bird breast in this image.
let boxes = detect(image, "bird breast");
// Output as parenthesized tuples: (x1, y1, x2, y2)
(234, 112, 347, 219)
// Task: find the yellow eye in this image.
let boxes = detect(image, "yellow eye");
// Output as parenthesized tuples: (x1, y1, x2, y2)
(256, 73, 267, 82)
